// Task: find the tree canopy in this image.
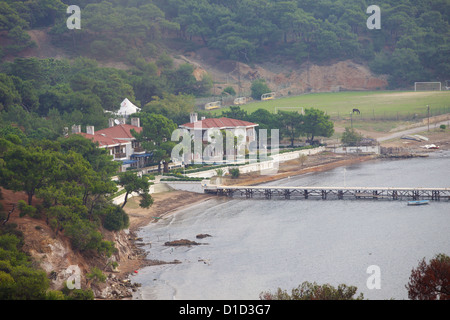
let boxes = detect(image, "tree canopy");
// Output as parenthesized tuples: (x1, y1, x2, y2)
(406, 253, 450, 300)
(1, 0, 447, 88)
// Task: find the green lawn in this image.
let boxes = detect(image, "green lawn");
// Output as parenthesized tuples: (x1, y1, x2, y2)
(211, 90, 450, 120)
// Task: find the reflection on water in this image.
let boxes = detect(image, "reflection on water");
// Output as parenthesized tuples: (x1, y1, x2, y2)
(132, 151, 450, 300)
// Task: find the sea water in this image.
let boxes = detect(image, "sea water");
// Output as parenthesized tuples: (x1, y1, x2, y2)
(132, 151, 450, 300)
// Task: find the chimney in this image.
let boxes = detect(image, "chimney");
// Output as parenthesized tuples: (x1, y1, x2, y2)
(109, 118, 115, 127)
(86, 126, 95, 135)
(201, 116, 206, 120)
(71, 125, 81, 134)
(131, 117, 140, 127)
(190, 112, 198, 123)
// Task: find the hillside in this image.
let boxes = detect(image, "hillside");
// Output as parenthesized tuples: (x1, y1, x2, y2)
(16, 28, 389, 101)
(0, 186, 144, 299)
(0, 0, 448, 300)
(175, 47, 389, 98)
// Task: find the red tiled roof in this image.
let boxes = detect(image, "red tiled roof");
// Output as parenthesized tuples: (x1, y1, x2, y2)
(95, 124, 142, 139)
(78, 132, 129, 147)
(180, 117, 258, 129)
(76, 124, 142, 147)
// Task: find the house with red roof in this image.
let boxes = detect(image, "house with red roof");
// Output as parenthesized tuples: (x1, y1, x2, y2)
(179, 113, 258, 162)
(75, 118, 151, 171)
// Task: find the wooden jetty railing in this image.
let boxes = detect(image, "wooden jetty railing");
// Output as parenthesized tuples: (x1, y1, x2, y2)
(204, 186, 450, 201)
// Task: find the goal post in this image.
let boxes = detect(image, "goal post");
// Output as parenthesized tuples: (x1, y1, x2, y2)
(414, 82, 442, 91)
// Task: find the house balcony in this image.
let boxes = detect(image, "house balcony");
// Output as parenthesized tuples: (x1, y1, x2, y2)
(133, 146, 146, 153)
(114, 152, 127, 160)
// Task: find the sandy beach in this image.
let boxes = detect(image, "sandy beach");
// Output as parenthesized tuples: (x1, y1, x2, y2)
(116, 126, 450, 289)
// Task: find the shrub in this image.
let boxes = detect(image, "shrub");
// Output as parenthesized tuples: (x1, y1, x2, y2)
(64, 219, 103, 252)
(440, 124, 446, 130)
(251, 79, 271, 100)
(102, 205, 130, 232)
(341, 127, 364, 146)
(222, 86, 236, 96)
(17, 200, 37, 218)
(98, 240, 117, 257)
(86, 267, 107, 284)
(230, 168, 240, 179)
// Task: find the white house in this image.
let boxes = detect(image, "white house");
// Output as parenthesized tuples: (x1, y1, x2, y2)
(75, 117, 151, 171)
(178, 113, 259, 163)
(104, 98, 141, 118)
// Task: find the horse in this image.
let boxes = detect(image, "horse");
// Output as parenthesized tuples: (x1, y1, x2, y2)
(352, 108, 360, 114)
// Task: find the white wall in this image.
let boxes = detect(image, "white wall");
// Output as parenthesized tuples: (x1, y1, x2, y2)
(185, 147, 325, 178)
(332, 146, 380, 154)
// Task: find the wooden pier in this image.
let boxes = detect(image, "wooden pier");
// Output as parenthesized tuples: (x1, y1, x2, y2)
(204, 186, 450, 201)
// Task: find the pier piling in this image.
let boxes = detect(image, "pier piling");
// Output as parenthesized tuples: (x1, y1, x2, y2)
(204, 186, 450, 202)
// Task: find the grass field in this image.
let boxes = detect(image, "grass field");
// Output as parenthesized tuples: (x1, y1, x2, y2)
(210, 90, 450, 121)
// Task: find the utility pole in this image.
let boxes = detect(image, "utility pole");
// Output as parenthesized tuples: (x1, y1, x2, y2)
(427, 105, 430, 132)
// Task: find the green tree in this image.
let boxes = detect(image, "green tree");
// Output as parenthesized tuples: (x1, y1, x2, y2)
(221, 106, 248, 120)
(132, 113, 177, 173)
(250, 79, 271, 100)
(247, 109, 279, 136)
(64, 218, 103, 252)
(0, 145, 59, 205)
(102, 205, 130, 231)
(341, 127, 364, 146)
(117, 171, 152, 209)
(142, 93, 195, 125)
(0, 73, 22, 112)
(58, 134, 119, 177)
(302, 108, 334, 143)
(278, 110, 304, 147)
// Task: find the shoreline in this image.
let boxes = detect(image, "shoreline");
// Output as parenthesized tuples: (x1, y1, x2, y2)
(114, 129, 450, 299)
(115, 153, 387, 289)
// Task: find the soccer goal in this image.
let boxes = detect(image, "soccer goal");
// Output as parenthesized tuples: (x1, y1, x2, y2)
(414, 82, 442, 91)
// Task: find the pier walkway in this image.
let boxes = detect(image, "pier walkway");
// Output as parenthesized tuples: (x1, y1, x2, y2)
(204, 185, 450, 201)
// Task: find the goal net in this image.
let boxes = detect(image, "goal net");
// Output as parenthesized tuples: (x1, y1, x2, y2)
(414, 82, 441, 91)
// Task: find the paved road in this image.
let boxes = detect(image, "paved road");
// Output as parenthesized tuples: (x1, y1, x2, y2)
(377, 120, 450, 142)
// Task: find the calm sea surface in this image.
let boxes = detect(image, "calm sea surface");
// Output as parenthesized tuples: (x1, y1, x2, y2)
(132, 151, 450, 300)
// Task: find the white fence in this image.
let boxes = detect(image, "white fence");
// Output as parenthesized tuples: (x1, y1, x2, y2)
(185, 147, 325, 178)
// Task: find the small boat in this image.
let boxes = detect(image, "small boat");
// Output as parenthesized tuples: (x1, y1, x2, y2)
(407, 200, 430, 206)
(421, 144, 440, 149)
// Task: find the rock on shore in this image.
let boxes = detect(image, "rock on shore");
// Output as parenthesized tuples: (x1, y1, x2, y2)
(164, 239, 202, 246)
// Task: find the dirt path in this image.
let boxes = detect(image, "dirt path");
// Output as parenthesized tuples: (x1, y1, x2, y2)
(377, 120, 450, 142)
